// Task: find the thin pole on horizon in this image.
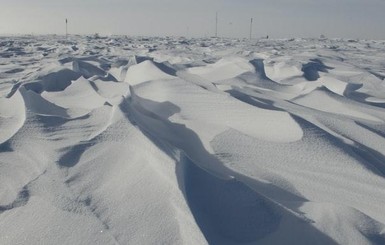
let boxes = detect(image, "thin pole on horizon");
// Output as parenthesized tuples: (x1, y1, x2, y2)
(249, 18, 253, 40)
(65, 18, 68, 41)
(215, 12, 218, 38)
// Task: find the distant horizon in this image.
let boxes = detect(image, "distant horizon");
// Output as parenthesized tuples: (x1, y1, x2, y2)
(1, 0, 385, 39)
(1, 33, 385, 41)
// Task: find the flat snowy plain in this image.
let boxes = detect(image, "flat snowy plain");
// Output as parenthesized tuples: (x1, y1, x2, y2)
(1, 35, 385, 245)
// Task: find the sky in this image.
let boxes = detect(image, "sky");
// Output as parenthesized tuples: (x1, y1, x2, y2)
(1, 0, 385, 39)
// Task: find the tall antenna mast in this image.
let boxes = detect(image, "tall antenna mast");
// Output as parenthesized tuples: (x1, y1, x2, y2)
(215, 12, 218, 37)
(65, 18, 68, 41)
(249, 18, 253, 40)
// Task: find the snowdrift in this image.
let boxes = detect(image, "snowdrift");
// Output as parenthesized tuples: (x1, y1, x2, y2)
(1, 35, 385, 245)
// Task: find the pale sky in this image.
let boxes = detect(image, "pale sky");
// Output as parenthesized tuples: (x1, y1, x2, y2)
(1, 0, 385, 39)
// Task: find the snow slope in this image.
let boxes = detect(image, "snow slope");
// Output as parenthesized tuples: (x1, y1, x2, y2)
(1, 35, 385, 245)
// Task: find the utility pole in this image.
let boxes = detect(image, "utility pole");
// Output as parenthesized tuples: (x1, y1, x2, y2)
(249, 18, 253, 40)
(215, 12, 218, 37)
(65, 18, 68, 41)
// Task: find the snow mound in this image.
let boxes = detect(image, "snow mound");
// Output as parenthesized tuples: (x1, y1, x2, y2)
(0, 91, 25, 144)
(187, 57, 255, 81)
(132, 78, 303, 144)
(293, 88, 383, 123)
(124, 60, 176, 86)
(41, 77, 107, 110)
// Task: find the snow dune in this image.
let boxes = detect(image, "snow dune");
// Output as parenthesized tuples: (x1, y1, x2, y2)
(1, 36, 385, 245)
(0, 90, 25, 144)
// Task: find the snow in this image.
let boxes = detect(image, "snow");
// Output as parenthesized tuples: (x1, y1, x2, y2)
(41, 76, 107, 110)
(1, 35, 385, 245)
(124, 59, 176, 86)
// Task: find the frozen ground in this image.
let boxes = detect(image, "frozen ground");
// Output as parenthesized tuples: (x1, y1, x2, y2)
(1, 35, 385, 245)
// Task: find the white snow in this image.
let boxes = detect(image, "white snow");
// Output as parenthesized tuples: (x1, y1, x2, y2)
(1, 35, 385, 245)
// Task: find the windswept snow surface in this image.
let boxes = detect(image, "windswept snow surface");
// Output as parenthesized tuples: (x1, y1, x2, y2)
(1, 35, 385, 245)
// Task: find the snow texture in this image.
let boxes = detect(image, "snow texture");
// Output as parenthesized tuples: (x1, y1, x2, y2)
(1, 35, 385, 245)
